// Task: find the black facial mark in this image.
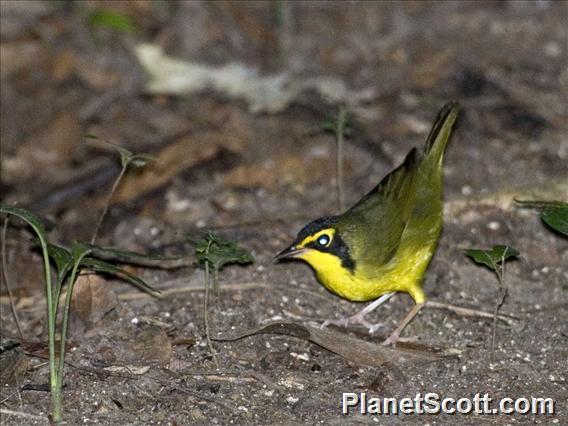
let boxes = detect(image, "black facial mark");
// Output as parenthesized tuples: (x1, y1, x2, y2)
(296, 216, 338, 242)
(293, 216, 356, 272)
(305, 232, 355, 272)
(331, 233, 356, 272)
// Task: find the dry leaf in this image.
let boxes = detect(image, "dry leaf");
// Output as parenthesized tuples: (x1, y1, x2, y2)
(134, 44, 375, 113)
(71, 273, 117, 329)
(215, 321, 460, 371)
(132, 327, 172, 365)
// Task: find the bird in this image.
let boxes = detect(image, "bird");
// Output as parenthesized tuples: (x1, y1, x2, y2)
(275, 102, 459, 345)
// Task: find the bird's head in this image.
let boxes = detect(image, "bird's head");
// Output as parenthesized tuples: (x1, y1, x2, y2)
(274, 216, 356, 272)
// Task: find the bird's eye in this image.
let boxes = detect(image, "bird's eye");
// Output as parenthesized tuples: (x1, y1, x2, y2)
(317, 234, 331, 246)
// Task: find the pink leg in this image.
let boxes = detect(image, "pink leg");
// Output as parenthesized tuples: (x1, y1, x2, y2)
(382, 302, 425, 346)
(320, 292, 396, 333)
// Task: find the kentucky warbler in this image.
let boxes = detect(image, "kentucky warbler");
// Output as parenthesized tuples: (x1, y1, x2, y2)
(275, 102, 459, 345)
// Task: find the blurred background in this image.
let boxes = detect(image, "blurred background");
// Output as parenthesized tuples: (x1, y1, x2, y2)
(2, 0, 566, 244)
(0, 1, 567, 423)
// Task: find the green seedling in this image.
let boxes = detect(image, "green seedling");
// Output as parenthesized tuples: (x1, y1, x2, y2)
(0, 204, 158, 424)
(86, 136, 154, 244)
(2, 139, 161, 423)
(189, 231, 254, 368)
(465, 245, 519, 361)
(191, 231, 254, 275)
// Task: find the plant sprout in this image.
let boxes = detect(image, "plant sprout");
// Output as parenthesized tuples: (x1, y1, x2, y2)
(464, 245, 519, 361)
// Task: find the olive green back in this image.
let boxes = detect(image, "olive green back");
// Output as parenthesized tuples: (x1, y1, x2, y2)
(338, 102, 459, 274)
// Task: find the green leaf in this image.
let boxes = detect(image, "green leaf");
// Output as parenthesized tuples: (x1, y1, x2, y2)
(71, 241, 92, 264)
(189, 231, 254, 271)
(541, 204, 568, 237)
(464, 245, 519, 271)
(127, 153, 155, 168)
(320, 120, 338, 133)
(0, 204, 48, 238)
(88, 9, 137, 33)
(79, 257, 159, 295)
(0, 204, 57, 320)
(112, 146, 153, 168)
(45, 243, 73, 281)
(116, 146, 134, 168)
(84, 243, 181, 261)
(320, 107, 351, 136)
(89, 139, 154, 168)
(40, 242, 92, 285)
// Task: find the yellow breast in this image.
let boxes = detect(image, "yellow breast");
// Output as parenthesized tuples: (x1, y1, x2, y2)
(297, 246, 432, 304)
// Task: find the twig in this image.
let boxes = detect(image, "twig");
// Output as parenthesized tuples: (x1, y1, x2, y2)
(1, 218, 24, 337)
(0, 408, 47, 423)
(162, 368, 285, 392)
(0, 388, 21, 405)
(91, 165, 127, 244)
(444, 179, 568, 215)
(204, 259, 220, 369)
(491, 256, 508, 362)
(426, 301, 516, 325)
(199, 374, 255, 384)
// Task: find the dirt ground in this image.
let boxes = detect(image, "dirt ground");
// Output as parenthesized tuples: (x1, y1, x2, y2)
(1, 1, 567, 424)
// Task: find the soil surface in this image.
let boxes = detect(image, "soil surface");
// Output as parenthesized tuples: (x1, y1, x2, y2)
(1, 1, 567, 425)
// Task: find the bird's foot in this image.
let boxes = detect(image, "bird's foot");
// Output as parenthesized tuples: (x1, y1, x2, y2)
(320, 293, 396, 333)
(381, 330, 400, 347)
(381, 302, 426, 346)
(320, 312, 384, 334)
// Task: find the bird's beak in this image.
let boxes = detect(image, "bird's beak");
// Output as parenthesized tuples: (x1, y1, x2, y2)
(274, 244, 307, 262)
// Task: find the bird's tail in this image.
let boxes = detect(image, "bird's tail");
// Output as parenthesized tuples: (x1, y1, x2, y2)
(421, 101, 460, 169)
(407, 102, 459, 242)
